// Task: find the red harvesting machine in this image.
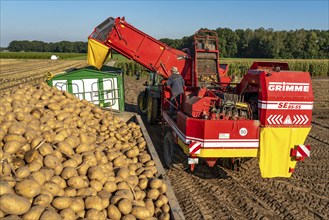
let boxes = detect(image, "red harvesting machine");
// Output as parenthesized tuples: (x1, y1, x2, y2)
(87, 17, 313, 178)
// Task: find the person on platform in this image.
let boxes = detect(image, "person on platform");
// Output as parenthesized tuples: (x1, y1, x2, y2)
(166, 66, 185, 116)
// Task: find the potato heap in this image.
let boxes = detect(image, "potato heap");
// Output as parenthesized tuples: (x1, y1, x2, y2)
(0, 82, 170, 220)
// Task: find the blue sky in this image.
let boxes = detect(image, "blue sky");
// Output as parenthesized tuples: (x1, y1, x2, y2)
(1, 0, 328, 47)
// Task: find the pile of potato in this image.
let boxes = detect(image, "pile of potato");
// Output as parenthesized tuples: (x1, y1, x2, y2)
(0, 82, 170, 220)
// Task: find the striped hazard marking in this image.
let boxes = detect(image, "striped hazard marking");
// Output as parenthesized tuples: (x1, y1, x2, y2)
(291, 145, 311, 158)
(296, 145, 311, 157)
(189, 142, 201, 154)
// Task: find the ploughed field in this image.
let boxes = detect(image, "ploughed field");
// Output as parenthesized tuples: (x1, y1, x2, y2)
(125, 76, 329, 220)
(0, 59, 328, 219)
(0, 59, 87, 92)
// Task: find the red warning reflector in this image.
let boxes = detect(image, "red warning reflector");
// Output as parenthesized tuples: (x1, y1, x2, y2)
(189, 142, 201, 155)
(296, 145, 310, 158)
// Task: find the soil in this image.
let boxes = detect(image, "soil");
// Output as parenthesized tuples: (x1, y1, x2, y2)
(124, 75, 329, 220)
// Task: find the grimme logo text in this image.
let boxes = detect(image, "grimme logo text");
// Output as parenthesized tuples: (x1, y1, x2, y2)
(268, 82, 310, 92)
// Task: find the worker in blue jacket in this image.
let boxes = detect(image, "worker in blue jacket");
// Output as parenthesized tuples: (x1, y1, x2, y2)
(166, 66, 185, 116)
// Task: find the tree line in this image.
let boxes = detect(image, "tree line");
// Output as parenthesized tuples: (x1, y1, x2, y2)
(5, 28, 329, 59)
(6, 41, 88, 53)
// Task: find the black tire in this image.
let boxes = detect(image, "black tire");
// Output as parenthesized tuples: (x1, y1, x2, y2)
(163, 131, 175, 168)
(137, 91, 147, 114)
(146, 95, 158, 124)
(163, 129, 187, 169)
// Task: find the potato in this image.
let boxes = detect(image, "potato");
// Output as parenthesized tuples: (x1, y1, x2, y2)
(57, 141, 74, 156)
(97, 189, 111, 199)
(0, 194, 31, 215)
(75, 143, 92, 153)
(4, 134, 27, 144)
(139, 154, 151, 164)
(61, 166, 78, 179)
(103, 181, 117, 193)
(30, 136, 43, 149)
(118, 198, 133, 215)
(33, 194, 51, 206)
(51, 176, 67, 189)
(85, 209, 106, 220)
(88, 166, 104, 181)
(42, 181, 61, 196)
(22, 205, 45, 220)
(85, 196, 103, 211)
(30, 171, 46, 185)
(0, 180, 14, 196)
(138, 178, 148, 190)
(116, 167, 130, 180)
(39, 210, 62, 220)
(131, 206, 152, 219)
(15, 179, 40, 198)
(65, 136, 80, 149)
(62, 158, 79, 168)
(47, 103, 61, 111)
(90, 180, 103, 192)
(40, 168, 55, 181)
(64, 187, 77, 197)
(113, 157, 127, 168)
(145, 198, 155, 216)
(159, 182, 167, 194)
(15, 165, 30, 179)
(60, 208, 76, 220)
(154, 199, 164, 208)
(76, 187, 97, 197)
(52, 196, 72, 210)
(43, 154, 60, 169)
(38, 143, 53, 156)
(3, 140, 21, 154)
(147, 189, 160, 201)
(126, 176, 139, 187)
(122, 214, 137, 220)
(115, 189, 134, 201)
(126, 147, 139, 158)
(51, 150, 63, 161)
(67, 176, 89, 189)
(135, 190, 146, 201)
(107, 204, 122, 220)
(161, 204, 170, 213)
(69, 197, 85, 213)
(149, 178, 163, 189)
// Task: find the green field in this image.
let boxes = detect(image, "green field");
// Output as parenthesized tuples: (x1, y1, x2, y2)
(114, 57, 329, 77)
(1, 52, 327, 77)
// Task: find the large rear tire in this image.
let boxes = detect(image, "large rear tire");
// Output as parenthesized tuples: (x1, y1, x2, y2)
(137, 91, 147, 114)
(146, 95, 158, 124)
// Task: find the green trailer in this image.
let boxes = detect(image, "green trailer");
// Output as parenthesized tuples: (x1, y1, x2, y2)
(47, 66, 125, 111)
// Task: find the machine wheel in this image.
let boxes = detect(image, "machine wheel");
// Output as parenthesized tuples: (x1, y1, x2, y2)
(137, 91, 147, 114)
(163, 131, 175, 168)
(163, 128, 187, 169)
(146, 95, 158, 124)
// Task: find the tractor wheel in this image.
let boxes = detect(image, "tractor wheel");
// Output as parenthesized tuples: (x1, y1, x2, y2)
(146, 95, 158, 124)
(137, 91, 147, 114)
(163, 131, 175, 168)
(163, 129, 187, 169)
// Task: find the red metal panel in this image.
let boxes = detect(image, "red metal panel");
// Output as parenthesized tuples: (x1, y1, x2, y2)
(185, 118, 259, 141)
(259, 71, 313, 127)
(91, 17, 193, 84)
